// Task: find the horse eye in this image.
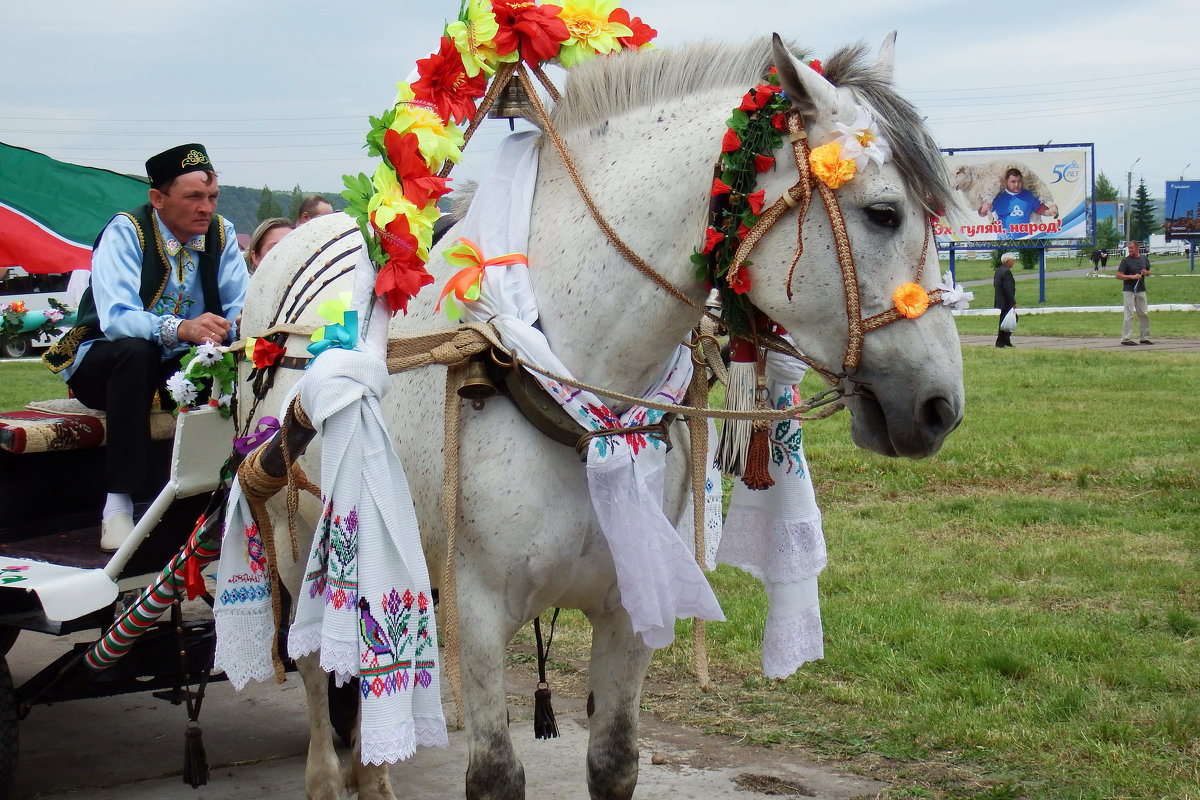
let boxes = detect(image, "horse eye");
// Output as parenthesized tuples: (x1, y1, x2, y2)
(864, 204, 900, 229)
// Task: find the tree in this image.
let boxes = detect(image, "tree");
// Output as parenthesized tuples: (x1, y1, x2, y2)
(289, 184, 304, 220)
(1095, 218, 1120, 251)
(1129, 180, 1158, 242)
(1095, 172, 1119, 202)
(256, 186, 282, 223)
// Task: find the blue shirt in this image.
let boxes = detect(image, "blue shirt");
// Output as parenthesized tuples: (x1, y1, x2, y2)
(61, 210, 247, 380)
(992, 189, 1042, 237)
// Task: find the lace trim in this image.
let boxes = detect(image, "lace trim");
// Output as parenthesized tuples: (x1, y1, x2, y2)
(762, 604, 824, 679)
(359, 716, 450, 765)
(213, 608, 275, 690)
(717, 509, 826, 583)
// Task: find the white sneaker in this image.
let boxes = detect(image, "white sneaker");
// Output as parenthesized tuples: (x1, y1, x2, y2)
(100, 512, 135, 552)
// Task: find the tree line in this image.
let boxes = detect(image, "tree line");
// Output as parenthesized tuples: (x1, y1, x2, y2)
(211, 184, 347, 236)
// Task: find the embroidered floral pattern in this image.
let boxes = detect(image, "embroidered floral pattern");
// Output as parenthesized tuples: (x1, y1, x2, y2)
(358, 586, 435, 698)
(769, 387, 806, 476)
(245, 522, 266, 576)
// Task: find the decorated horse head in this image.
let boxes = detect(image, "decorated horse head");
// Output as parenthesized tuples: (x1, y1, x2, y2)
(224, 19, 964, 800)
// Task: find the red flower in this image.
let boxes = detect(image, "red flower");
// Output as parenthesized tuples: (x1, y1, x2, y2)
(754, 154, 775, 173)
(608, 8, 656, 49)
(491, 0, 569, 65)
(738, 84, 779, 112)
(770, 113, 787, 131)
(711, 177, 732, 196)
(250, 337, 285, 369)
(412, 36, 488, 125)
(721, 128, 741, 153)
(373, 215, 435, 315)
(702, 227, 724, 255)
(746, 190, 765, 216)
(729, 267, 752, 295)
(737, 221, 751, 240)
(383, 129, 452, 207)
(807, 59, 823, 75)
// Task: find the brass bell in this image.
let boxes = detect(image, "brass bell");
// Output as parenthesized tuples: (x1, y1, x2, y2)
(458, 358, 498, 410)
(488, 79, 540, 130)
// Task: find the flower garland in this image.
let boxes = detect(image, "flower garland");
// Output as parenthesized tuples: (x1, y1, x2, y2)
(166, 344, 237, 418)
(341, 0, 657, 317)
(0, 298, 74, 343)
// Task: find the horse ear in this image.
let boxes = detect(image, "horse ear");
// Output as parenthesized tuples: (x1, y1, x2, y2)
(771, 33, 839, 125)
(875, 31, 897, 80)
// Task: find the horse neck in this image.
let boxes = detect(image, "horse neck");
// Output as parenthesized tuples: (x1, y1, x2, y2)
(526, 88, 736, 403)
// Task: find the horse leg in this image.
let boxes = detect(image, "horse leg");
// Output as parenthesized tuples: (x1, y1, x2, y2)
(295, 653, 346, 800)
(459, 584, 526, 800)
(583, 607, 654, 800)
(346, 722, 396, 800)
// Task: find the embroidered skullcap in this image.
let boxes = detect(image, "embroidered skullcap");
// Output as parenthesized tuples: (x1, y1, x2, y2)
(146, 144, 214, 189)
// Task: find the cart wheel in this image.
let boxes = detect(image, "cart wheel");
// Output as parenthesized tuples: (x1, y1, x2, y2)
(328, 674, 359, 748)
(0, 338, 30, 359)
(0, 628, 17, 657)
(0, 655, 18, 799)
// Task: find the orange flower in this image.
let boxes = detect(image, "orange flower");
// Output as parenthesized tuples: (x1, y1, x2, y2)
(892, 282, 930, 319)
(809, 141, 856, 189)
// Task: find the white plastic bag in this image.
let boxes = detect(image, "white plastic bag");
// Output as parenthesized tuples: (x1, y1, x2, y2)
(999, 308, 1018, 333)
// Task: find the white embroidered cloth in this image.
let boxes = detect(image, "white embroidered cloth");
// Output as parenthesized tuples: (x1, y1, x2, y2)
(442, 132, 723, 647)
(717, 344, 826, 678)
(215, 348, 446, 764)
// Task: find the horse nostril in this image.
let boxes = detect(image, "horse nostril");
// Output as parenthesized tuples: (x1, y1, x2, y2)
(921, 396, 960, 437)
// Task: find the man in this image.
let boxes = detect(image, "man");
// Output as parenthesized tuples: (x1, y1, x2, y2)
(43, 144, 247, 550)
(1089, 247, 1101, 276)
(993, 251, 1017, 348)
(1116, 240, 1152, 345)
(295, 195, 334, 225)
(983, 169, 1059, 239)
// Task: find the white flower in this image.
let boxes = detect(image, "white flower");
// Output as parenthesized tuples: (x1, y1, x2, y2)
(937, 270, 974, 311)
(192, 342, 222, 367)
(166, 372, 199, 406)
(44, 309, 64, 324)
(832, 105, 892, 171)
(218, 393, 233, 408)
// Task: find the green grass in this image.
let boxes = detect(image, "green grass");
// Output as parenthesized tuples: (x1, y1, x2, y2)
(0, 361, 67, 408)
(541, 347, 1200, 800)
(954, 310, 1198, 339)
(943, 254, 1199, 284)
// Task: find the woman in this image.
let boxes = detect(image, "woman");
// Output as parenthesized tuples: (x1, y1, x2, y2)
(245, 217, 293, 274)
(993, 251, 1017, 347)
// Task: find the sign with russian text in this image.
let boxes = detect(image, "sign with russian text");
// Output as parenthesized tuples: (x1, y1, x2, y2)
(1164, 181, 1200, 240)
(934, 144, 1093, 247)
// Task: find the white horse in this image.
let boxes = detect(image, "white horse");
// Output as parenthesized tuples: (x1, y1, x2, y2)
(238, 34, 963, 800)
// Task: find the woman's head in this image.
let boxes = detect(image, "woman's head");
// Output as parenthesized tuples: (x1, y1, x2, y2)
(246, 217, 293, 272)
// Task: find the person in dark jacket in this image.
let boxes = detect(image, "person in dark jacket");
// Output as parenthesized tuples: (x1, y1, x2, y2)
(993, 251, 1017, 348)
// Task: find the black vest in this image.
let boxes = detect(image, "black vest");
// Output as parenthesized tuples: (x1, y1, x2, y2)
(43, 204, 226, 373)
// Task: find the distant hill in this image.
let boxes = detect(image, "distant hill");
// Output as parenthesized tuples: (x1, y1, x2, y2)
(217, 185, 348, 237)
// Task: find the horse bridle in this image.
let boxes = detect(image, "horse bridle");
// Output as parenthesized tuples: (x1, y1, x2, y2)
(721, 108, 942, 378)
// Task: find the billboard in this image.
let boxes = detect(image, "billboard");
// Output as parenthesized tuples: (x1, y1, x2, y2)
(934, 144, 1093, 247)
(1095, 200, 1124, 234)
(1164, 181, 1200, 240)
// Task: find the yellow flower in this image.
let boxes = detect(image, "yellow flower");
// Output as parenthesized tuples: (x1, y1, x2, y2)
(809, 141, 857, 189)
(892, 282, 930, 319)
(557, 0, 633, 69)
(446, 0, 517, 78)
(367, 165, 439, 255)
(389, 83, 465, 170)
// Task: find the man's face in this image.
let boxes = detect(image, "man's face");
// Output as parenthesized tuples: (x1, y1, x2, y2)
(299, 201, 334, 224)
(1128, 242, 1140, 257)
(150, 171, 219, 240)
(1006, 173, 1023, 193)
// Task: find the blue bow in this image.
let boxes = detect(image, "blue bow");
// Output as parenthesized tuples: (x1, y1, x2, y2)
(306, 310, 359, 362)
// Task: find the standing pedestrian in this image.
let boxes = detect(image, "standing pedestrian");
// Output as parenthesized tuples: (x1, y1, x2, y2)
(1117, 240, 1151, 345)
(994, 251, 1017, 348)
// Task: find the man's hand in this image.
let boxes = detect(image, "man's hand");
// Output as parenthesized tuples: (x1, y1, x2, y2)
(178, 313, 232, 345)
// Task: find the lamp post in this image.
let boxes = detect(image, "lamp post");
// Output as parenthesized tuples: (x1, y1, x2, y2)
(1182, 163, 1192, 180)
(1125, 157, 1141, 243)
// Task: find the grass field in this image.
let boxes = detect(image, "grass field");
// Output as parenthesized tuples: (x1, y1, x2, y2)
(522, 347, 1200, 800)
(942, 253, 1198, 284)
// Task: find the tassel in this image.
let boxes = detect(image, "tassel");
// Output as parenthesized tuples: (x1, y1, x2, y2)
(716, 337, 758, 476)
(533, 683, 559, 739)
(183, 723, 209, 788)
(742, 421, 775, 490)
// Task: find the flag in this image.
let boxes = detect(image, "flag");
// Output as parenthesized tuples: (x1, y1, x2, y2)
(0, 142, 148, 275)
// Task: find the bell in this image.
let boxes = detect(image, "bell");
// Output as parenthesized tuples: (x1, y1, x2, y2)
(458, 358, 498, 410)
(488, 79, 540, 130)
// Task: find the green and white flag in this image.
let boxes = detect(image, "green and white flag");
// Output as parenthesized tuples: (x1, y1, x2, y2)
(0, 142, 148, 275)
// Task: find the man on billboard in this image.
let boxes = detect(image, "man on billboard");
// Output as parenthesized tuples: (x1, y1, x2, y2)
(981, 169, 1059, 239)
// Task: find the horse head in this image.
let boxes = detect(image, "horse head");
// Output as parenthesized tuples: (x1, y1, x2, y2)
(739, 34, 964, 459)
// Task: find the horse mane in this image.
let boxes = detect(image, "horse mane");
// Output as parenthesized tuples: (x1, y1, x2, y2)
(554, 37, 955, 215)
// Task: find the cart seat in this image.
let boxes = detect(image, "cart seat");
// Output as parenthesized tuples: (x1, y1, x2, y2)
(0, 398, 175, 455)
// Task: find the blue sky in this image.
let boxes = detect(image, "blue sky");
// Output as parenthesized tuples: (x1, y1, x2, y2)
(4, 0, 1197, 201)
